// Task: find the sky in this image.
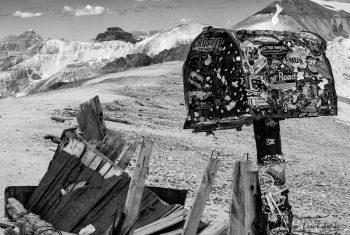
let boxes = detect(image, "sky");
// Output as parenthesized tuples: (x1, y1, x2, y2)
(0, 0, 278, 41)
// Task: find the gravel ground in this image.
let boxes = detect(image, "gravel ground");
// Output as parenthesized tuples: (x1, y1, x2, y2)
(0, 61, 349, 234)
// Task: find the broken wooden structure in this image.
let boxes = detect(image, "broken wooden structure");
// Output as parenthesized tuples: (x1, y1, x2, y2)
(3, 95, 275, 235)
(4, 96, 193, 235)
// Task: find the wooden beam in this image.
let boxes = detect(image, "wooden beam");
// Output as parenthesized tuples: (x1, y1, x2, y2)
(76, 96, 107, 142)
(133, 209, 185, 235)
(123, 139, 154, 225)
(117, 141, 139, 170)
(228, 161, 258, 235)
(198, 222, 227, 235)
(182, 153, 220, 235)
(97, 131, 126, 162)
(7, 198, 57, 235)
(160, 229, 183, 235)
(62, 138, 85, 158)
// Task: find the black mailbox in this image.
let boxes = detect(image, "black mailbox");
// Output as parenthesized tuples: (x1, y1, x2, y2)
(183, 27, 337, 132)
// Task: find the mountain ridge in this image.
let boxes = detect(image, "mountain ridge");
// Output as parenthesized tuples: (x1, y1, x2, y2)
(233, 0, 350, 40)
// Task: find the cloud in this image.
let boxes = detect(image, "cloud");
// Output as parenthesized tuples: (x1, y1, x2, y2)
(13, 11, 42, 18)
(62, 5, 113, 17)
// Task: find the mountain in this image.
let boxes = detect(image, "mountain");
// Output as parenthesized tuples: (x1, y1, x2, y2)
(101, 53, 152, 74)
(0, 38, 135, 97)
(151, 44, 190, 64)
(233, 0, 350, 40)
(0, 23, 205, 98)
(0, 31, 44, 70)
(95, 27, 141, 44)
(0, 30, 43, 53)
(131, 30, 162, 41)
(133, 23, 205, 56)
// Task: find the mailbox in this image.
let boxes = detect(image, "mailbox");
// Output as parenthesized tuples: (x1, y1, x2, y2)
(183, 27, 337, 132)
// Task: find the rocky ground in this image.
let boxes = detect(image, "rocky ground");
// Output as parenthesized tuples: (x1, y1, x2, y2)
(0, 61, 349, 234)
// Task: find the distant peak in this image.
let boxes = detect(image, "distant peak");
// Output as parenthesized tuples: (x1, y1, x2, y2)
(95, 27, 140, 44)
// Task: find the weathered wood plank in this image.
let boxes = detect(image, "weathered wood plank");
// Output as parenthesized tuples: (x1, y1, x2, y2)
(160, 229, 183, 235)
(117, 141, 139, 170)
(98, 131, 125, 162)
(62, 138, 85, 158)
(124, 139, 154, 224)
(199, 221, 227, 235)
(99, 161, 112, 176)
(76, 96, 106, 141)
(88, 155, 102, 170)
(81, 150, 96, 166)
(182, 153, 220, 235)
(28, 151, 81, 214)
(48, 170, 129, 232)
(229, 161, 258, 235)
(133, 209, 185, 235)
(104, 166, 123, 179)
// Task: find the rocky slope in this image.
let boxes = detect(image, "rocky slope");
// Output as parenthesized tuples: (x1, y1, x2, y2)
(0, 23, 205, 98)
(133, 23, 204, 56)
(233, 0, 350, 40)
(100, 44, 191, 75)
(101, 53, 152, 74)
(0, 31, 44, 70)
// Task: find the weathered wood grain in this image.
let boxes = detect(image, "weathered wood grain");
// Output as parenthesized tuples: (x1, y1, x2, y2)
(182, 153, 220, 235)
(133, 209, 185, 235)
(124, 139, 154, 224)
(117, 141, 139, 170)
(199, 221, 227, 235)
(229, 161, 258, 235)
(76, 96, 106, 141)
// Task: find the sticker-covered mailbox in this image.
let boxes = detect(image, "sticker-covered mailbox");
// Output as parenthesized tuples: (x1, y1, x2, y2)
(183, 27, 337, 132)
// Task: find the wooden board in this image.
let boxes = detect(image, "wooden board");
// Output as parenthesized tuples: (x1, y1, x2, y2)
(133, 209, 185, 235)
(117, 141, 139, 170)
(124, 139, 154, 224)
(182, 154, 220, 235)
(199, 222, 227, 235)
(76, 96, 106, 141)
(27, 133, 179, 235)
(228, 161, 258, 235)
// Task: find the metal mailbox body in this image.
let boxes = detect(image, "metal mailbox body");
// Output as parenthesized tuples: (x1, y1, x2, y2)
(183, 27, 337, 132)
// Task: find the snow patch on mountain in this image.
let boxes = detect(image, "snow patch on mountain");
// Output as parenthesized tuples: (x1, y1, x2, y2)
(133, 23, 205, 56)
(327, 37, 350, 98)
(310, 0, 350, 13)
(272, 4, 283, 25)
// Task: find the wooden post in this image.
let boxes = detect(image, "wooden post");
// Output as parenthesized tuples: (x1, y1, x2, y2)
(76, 96, 107, 142)
(229, 161, 258, 235)
(182, 153, 220, 235)
(123, 139, 154, 227)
